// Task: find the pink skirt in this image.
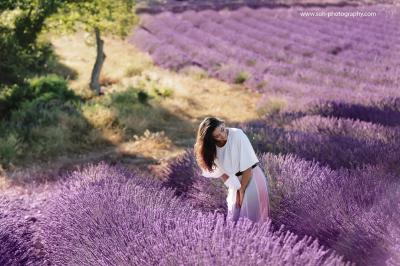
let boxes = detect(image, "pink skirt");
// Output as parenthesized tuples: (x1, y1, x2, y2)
(227, 165, 270, 223)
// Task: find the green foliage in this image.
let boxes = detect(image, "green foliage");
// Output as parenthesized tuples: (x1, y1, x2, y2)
(0, 0, 138, 86)
(0, 103, 90, 166)
(0, 28, 55, 84)
(46, 0, 138, 38)
(146, 78, 174, 99)
(0, 0, 73, 84)
(30, 125, 71, 157)
(11, 0, 70, 47)
(45, 0, 139, 95)
(0, 83, 32, 117)
(29, 74, 78, 102)
(100, 86, 150, 107)
(234, 71, 250, 84)
(137, 90, 149, 104)
(82, 85, 158, 136)
(0, 75, 81, 144)
(0, 95, 85, 166)
(0, 132, 21, 165)
(0, 1, 18, 11)
(0, 75, 80, 119)
(10, 98, 62, 140)
(150, 86, 173, 98)
(0, 1, 145, 165)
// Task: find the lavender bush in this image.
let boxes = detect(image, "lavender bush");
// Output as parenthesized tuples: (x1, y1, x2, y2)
(39, 162, 348, 265)
(147, 150, 400, 265)
(0, 194, 47, 265)
(386, 217, 400, 265)
(260, 152, 400, 265)
(158, 149, 227, 214)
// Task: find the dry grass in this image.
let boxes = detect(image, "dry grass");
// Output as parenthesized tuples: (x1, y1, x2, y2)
(129, 66, 263, 123)
(81, 103, 117, 129)
(51, 31, 261, 121)
(117, 130, 180, 160)
(256, 95, 288, 116)
(0, 165, 11, 191)
(50, 31, 153, 98)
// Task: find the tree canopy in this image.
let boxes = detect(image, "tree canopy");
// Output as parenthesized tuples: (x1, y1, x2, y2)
(46, 0, 138, 38)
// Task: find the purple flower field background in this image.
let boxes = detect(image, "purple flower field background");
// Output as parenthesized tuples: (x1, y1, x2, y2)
(2, 1, 400, 265)
(130, 4, 400, 108)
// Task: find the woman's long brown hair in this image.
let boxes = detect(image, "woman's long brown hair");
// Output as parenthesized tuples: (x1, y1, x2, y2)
(194, 116, 225, 172)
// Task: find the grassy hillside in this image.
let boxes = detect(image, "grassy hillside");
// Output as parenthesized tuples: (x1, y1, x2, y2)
(0, 31, 263, 188)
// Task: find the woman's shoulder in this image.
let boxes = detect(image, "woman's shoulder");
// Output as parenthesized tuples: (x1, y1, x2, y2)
(228, 127, 245, 138)
(228, 127, 242, 133)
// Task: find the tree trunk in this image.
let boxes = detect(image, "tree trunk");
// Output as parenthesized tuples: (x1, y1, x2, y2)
(90, 27, 106, 95)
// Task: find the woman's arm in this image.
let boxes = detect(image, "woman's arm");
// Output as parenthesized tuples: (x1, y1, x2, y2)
(238, 167, 252, 207)
(240, 167, 252, 193)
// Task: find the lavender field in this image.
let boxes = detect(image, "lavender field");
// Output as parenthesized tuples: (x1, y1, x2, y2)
(2, 1, 400, 265)
(130, 4, 400, 107)
(130, 2, 399, 265)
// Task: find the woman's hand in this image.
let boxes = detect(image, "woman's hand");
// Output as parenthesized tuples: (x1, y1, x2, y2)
(235, 190, 241, 208)
(238, 188, 245, 208)
(236, 189, 245, 208)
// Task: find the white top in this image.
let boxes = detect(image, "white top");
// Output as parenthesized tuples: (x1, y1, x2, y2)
(200, 127, 260, 211)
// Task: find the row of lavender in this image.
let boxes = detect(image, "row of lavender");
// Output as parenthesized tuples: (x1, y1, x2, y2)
(129, 5, 400, 106)
(242, 96, 400, 171)
(1, 162, 349, 265)
(135, 0, 399, 12)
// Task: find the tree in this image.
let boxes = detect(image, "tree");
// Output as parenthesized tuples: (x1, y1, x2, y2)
(0, 0, 72, 84)
(47, 0, 138, 95)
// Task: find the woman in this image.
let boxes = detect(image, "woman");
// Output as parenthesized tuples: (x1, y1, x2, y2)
(194, 116, 270, 223)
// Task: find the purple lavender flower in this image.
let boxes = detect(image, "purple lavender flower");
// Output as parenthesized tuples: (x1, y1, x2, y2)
(39, 162, 348, 265)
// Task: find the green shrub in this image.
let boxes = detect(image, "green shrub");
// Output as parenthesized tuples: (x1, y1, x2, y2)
(29, 74, 78, 101)
(30, 125, 70, 158)
(150, 86, 173, 98)
(6, 75, 81, 141)
(0, 31, 55, 84)
(9, 99, 61, 141)
(0, 75, 80, 119)
(234, 71, 250, 84)
(0, 133, 21, 165)
(101, 86, 150, 107)
(138, 90, 149, 104)
(110, 87, 139, 106)
(0, 83, 33, 118)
